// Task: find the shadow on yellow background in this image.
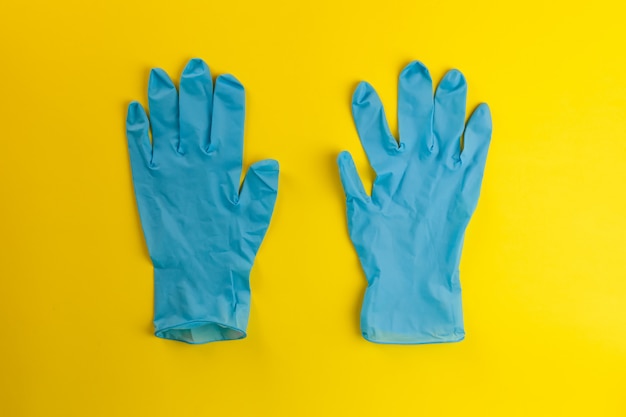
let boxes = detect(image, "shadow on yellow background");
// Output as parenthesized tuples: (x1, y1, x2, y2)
(0, 0, 625, 415)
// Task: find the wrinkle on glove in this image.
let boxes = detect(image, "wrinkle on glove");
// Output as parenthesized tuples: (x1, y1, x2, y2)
(338, 61, 492, 344)
(126, 58, 279, 344)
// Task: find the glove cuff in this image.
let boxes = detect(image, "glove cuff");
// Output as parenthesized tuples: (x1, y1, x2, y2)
(152, 265, 252, 344)
(360, 271, 465, 344)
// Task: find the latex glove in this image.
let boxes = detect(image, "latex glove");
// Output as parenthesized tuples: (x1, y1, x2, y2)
(126, 59, 279, 344)
(337, 61, 492, 344)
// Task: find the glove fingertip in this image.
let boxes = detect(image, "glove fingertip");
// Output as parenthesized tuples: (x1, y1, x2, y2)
(126, 101, 147, 125)
(216, 73, 244, 90)
(182, 58, 209, 77)
(400, 60, 430, 79)
(438, 69, 467, 93)
(352, 82, 375, 105)
(466, 103, 493, 140)
(251, 158, 279, 172)
(244, 160, 279, 197)
(149, 68, 176, 96)
(337, 151, 359, 176)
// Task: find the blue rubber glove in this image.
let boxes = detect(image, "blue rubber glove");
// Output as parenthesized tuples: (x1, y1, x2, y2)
(126, 59, 279, 344)
(337, 61, 492, 344)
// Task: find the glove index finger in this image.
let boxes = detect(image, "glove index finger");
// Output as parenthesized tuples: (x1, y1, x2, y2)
(434, 69, 467, 167)
(211, 74, 245, 195)
(460, 103, 492, 207)
(148, 68, 180, 160)
(461, 103, 492, 166)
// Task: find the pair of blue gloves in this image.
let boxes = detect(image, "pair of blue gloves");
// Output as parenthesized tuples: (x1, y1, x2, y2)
(126, 59, 492, 345)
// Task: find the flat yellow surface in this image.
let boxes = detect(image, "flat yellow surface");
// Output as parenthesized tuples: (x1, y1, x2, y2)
(1, 0, 625, 415)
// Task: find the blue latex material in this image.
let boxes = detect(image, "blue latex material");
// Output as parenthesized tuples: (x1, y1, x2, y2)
(126, 59, 279, 344)
(337, 61, 492, 344)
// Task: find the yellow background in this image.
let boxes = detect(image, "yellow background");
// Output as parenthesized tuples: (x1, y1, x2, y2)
(1, 0, 625, 415)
